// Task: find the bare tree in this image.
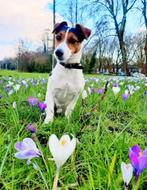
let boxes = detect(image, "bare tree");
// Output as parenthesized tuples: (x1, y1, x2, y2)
(141, 0, 147, 75)
(89, 0, 137, 75)
(52, 0, 56, 69)
(61, 0, 80, 25)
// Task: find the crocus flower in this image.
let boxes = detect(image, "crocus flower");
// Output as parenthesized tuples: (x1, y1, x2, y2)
(143, 91, 147, 97)
(7, 81, 14, 86)
(135, 86, 140, 91)
(49, 134, 76, 169)
(8, 89, 14, 95)
(13, 84, 21, 92)
(112, 86, 120, 95)
(82, 90, 88, 99)
(38, 102, 47, 112)
(12, 101, 17, 109)
(97, 88, 104, 95)
(113, 82, 118, 87)
(88, 87, 94, 95)
(128, 85, 134, 95)
(14, 138, 41, 164)
(129, 144, 147, 181)
(27, 123, 36, 133)
(122, 90, 129, 101)
(82, 90, 88, 107)
(0, 95, 2, 99)
(28, 96, 39, 106)
(121, 162, 133, 186)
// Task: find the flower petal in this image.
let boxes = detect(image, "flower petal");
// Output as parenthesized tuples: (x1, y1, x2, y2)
(121, 162, 133, 185)
(15, 150, 40, 160)
(59, 135, 71, 146)
(138, 154, 147, 173)
(131, 145, 141, 157)
(129, 148, 139, 170)
(15, 142, 26, 151)
(48, 134, 76, 167)
(142, 149, 147, 157)
(22, 138, 38, 150)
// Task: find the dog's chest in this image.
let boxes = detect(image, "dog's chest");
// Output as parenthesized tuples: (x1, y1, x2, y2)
(51, 64, 85, 108)
(53, 83, 76, 107)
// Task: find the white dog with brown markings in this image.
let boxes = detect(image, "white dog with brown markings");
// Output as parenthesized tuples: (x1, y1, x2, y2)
(44, 21, 91, 123)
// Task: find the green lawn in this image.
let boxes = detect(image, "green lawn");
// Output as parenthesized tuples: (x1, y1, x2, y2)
(0, 69, 49, 79)
(0, 70, 146, 190)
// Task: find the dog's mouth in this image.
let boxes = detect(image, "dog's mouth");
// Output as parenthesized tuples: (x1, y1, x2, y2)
(57, 57, 64, 61)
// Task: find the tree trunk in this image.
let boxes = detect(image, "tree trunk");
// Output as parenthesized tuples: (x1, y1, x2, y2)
(52, 0, 56, 70)
(119, 39, 130, 76)
(144, 33, 147, 76)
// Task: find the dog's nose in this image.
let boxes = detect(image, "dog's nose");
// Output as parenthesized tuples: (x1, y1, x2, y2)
(55, 49, 64, 57)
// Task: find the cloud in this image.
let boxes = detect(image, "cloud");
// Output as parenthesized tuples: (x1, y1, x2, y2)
(0, 0, 62, 60)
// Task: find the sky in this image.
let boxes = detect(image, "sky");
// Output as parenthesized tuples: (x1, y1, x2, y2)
(0, 0, 145, 61)
(0, 0, 62, 60)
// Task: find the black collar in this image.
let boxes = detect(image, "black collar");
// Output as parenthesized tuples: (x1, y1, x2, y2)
(59, 62, 83, 70)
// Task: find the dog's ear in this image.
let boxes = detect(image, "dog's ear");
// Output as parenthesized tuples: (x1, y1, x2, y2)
(75, 24, 91, 40)
(52, 21, 68, 34)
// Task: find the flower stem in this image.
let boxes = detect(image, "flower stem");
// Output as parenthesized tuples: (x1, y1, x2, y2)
(134, 175, 140, 190)
(125, 184, 129, 190)
(53, 167, 60, 190)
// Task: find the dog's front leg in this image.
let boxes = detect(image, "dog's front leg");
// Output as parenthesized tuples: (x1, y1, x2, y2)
(65, 94, 79, 120)
(44, 78, 54, 124)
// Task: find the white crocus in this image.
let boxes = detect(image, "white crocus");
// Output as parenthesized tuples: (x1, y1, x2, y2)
(121, 162, 133, 186)
(14, 84, 21, 92)
(82, 90, 88, 99)
(112, 86, 120, 95)
(49, 134, 76, 190)
(87, 87, 92, 95)
(12, 101, 17, 109)
(135, 86, 140, 91)
(49, 134, 76, 169)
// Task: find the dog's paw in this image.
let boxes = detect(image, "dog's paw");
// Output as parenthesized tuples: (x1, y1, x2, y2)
(44, 116, 53, 124)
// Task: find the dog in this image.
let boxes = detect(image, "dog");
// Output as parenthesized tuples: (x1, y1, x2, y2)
(44, 21, 91, 123)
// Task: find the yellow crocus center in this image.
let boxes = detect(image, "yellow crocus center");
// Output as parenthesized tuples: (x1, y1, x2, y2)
(60, 139, 67, 146)
(139, 151, 142, 156)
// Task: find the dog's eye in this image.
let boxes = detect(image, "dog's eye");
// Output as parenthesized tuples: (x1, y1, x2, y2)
(56, 35, 62, 41)
(68, 38, 78, 44)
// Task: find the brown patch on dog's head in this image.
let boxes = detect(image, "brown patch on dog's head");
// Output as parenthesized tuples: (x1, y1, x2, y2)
(53, 21, 91, 55)
(66, 32, 81, 54)
(52, 21, 68, 34)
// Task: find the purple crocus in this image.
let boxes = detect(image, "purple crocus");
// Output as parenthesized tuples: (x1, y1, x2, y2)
(143, 91, 147, 96)
(122, 94, 128, 101)
(0, 95, 2, 100)
(89, 87, 94, 94)
(14, 138, 41, 164)
(97, 88, 104, 95)
(129, 144, 147, 181)
(27, 123, 36, 133)
(113, 82, 118, 87)
(122, 91, 129, 101)
(38, 102, 47, 112)
(28, 96, 39, 106)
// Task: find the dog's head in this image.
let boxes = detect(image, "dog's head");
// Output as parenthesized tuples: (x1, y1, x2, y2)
(53, 21, 91, 62)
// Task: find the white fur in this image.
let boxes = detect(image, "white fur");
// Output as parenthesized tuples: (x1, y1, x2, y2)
(44, 32, 85, 123)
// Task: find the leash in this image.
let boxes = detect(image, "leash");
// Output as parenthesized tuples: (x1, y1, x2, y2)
(59, 62, 83, 70)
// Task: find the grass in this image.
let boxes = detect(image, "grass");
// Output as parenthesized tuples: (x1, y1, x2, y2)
(0, 70, 147, 190)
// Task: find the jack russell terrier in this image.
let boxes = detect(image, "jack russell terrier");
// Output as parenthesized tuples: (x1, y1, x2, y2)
(44, 21, 91, 123)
